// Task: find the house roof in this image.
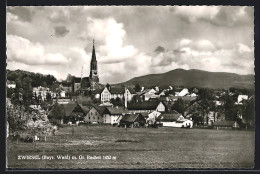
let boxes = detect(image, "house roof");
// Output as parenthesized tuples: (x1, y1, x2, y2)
(120, 113, 141, 123)
(213, 121, 237, 127)
(63, 103, 78, 116)
(127, 101, 165, 110)
(110, 87, 125, 94)
(159, 110, 182, 121)
(91, 104, 110, 115)
(78, 104, 91, 114)
(169, 96, 197, 102)
(107, 107, 128, 115)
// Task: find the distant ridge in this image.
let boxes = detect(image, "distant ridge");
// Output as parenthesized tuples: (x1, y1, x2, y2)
(119, 69, 254, 89)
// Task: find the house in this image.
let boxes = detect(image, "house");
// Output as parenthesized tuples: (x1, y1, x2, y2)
(94, 106, 111, 124)
(33, 86, 50, 101)
(107, 106, 129, 125)
(139, 88, 158, 101)
(73, 77, 81, 92)
(127, 100, 167, 113)
(159, 110, 184, 126)
(7, 80, 16, 88)
(119, 113, 146, 128)
(100, 87, 135, 104)
(60, 91, 66, 98)
(159, 110, 193, 128)
(236, 95, 248, 104)
(82, 104, 103, 124)
(213, 121, 240, 130)
(175, 88, 189, 96)
(52, 98, 71, 104)
(48, 103, 85, 124)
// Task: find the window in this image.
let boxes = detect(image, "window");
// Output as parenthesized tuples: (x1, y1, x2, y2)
(93, 117, 95, 119)
(89, 117, 90, 120)
(98, 117, 99, 120)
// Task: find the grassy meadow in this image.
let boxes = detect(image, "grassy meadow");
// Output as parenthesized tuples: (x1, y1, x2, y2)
(7, 125, 255, 169)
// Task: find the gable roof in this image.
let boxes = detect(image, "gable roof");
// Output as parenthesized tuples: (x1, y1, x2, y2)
(159, 110, 182, 121)
(107, 107, 128, 115)
(78, 104, 91, 114)
(110, 87, 125, 94)
(120, 113, 143, 123)
(63, 103, 78, 116)
(127, 101, 165, 110)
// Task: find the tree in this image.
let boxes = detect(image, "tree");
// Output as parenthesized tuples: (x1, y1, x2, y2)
(171, 98, 185, 114)
(22, 77, 33, 91)
(111, 97, 123, 106)
(15, 78, 22, 89)
(242, 96, 255, 129)
(196, 88, 215, 125)
(221, 94, 238, 121)
(42, 81, 47, 87)
(134, 83, 141, 92)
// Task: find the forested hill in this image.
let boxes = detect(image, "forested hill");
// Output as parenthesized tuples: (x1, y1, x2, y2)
(121, 69, 254, 89)
(6, 69, 57, 90)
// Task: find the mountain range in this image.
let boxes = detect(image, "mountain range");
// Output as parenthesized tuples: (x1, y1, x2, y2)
(119, 69, 254, 89)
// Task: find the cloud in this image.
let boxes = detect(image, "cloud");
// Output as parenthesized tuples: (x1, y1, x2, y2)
(7, 35, 69, 65)
(7, 7, 34, 22)
(48, 8, 71, 23)
(174, 6, 219, 22)
(85, 17, 138, 63)
(154, 46, 165, 53)
(6, 6, 254, 83)
(54, 26, 70, 37)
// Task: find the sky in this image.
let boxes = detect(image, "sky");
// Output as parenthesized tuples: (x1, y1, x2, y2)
(6, 6, 254, 84)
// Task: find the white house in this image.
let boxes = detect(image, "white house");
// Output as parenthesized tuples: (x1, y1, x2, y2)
(107, 106, 129, 125)
(237, 95, 248, 104)
(159, 110, 193, 128)
(33, 86, 50, 101)
(100, 87, 135, 104)
(7, 80, 16, 88)
(60, 91, 66, 98)
(175, 88, 189, 97)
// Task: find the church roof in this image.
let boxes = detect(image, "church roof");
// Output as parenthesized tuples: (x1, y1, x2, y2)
(91, 40, 97, 62)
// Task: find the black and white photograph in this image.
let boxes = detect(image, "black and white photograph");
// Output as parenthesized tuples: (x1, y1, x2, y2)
(6, 6, 255, 169)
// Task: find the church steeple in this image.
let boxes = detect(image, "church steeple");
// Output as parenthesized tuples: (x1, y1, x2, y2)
(91, 39, 97, 62)
(89, 39, 99, 91)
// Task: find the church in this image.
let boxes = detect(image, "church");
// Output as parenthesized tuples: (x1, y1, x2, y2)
(73, 40, 100, 92)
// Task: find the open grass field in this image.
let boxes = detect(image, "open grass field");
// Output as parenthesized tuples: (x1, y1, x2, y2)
(7, 125, 255, 169)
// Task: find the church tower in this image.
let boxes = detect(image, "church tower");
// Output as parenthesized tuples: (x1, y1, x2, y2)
(89, 40, 99, 91)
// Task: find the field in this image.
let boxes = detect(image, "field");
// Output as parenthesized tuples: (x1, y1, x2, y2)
(7, 125, 255, 169)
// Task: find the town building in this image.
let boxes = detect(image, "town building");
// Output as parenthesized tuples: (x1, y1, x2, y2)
(107, 106, 129, 125)
(175, 88, 189, 96)
(100, 87, 135, 104)
(119, 113, 146, 128)
(33, 86, 50, 101)
(127, 100, 167, 113)
(7, 80, 16, 88)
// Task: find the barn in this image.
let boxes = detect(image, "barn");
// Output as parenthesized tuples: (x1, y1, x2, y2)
(120, 113, 146, 128)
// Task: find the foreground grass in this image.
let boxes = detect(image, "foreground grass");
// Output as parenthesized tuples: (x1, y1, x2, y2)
(7, 125, 255, 169)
